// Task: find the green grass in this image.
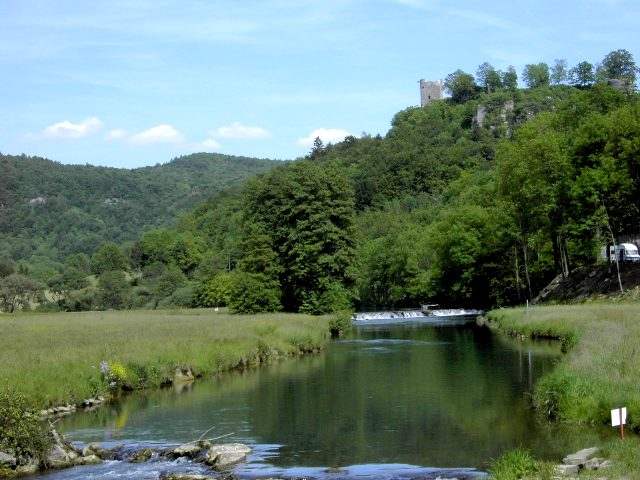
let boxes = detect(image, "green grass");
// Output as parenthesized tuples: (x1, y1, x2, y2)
(487, 303, 640, 430)
(489, 448, 555, 480)
(0, 309, 330, 408)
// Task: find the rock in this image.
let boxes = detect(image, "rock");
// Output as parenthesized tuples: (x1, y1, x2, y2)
(74, 454, 102, 466)
(174, 367, 195, 384)
(563, 447, 600, 466)
(82, 443, 122, 460)
(555, 464, 579, 476)
(172, 441, 210, 458)
(46, 444, 78, 469)
(15, 459, 40, 475)
(205, 443, 251, 469)
(129, 448, 154, 463)
(0, 452, 17, 468)
(584, 457, 605, 470)
(599, 459, 613, 469)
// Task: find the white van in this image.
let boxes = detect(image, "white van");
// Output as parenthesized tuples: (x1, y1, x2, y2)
(601, 243, 640, 263)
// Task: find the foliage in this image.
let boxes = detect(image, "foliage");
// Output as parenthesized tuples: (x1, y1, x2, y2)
(241, 161, 356, 311)
(0, 153, 276, 264)
(328, 310, 353, 338)
(0, 274, 43, 313)
(522, 62, 550, 88)
(196, 272, 233, 307)
(570, 61, 595, 87)
(97, 270, 130, 310)
(599, 48, 637, 87)
(0, 389, 52, 460)
(488, 303, 640, 430)
(227, 272, 282, 314)
(444, 69, 478, 103)
(91, 242, 129, 275)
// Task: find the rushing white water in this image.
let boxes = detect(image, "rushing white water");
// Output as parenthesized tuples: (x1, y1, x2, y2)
(352, 309, 483, 323)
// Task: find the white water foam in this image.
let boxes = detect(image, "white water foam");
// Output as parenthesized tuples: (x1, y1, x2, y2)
(352, 309, 483, 323)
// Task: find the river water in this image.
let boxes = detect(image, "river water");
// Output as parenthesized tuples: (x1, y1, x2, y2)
(39, 317, 593, 479)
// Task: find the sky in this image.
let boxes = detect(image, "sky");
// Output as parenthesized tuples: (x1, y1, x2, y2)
(1, 0, 639, 168)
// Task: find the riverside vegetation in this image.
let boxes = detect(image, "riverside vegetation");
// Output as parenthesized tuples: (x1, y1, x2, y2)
(0, 309, 332, 476)
(487, 303, 640, 479)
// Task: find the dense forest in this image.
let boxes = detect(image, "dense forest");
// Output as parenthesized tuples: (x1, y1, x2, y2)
(0, 153, 277, 272)
(2, 49, 639, 314)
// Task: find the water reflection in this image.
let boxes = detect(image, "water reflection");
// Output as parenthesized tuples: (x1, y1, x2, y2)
(57, 323, 599, 476)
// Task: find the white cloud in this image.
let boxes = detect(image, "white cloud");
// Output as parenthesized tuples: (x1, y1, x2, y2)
(201, 138, 222, 150)
(42, 117, 102, 139)
(130, 124, 184, 144)
(213, 122, 270, 139)
(297, 128, 351, 147)
(105, 128, 128, 140)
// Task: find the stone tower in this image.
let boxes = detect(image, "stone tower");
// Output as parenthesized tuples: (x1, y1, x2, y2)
(419, 79, 443, 106)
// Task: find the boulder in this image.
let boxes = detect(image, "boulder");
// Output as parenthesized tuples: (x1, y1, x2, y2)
(129, 448, 154, 463)
(174, 367, 195, 384)
(74, 454, 102, 466)
(563, 447, 600, 466)
(0, 452, 16, 468)
(82, 442, 122, 460)
(172, 440, 210, 458)
(555, 464, 579, 476)
(46, 444, 78, 469)
(205, 443, 251, 469)
(15, 459, 39, 475)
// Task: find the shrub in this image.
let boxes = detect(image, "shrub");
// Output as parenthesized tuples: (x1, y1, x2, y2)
(228, 272, 281, 314)
(300, 282, 353, 314)
(196, 272, 233, 307)
(0, 390, 52, 461)
(328, 310, 353, 338)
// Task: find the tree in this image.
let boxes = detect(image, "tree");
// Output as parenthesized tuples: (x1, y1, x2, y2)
(502, 66, 518, 91)
(476, 62, 502, 93)
(0, 274, 43, 312)
(310, 137, 325, 159)
(227, 272, 281, 313)
(47, 267, 88, 299)
(551, 59, 568, 85)
(569, 61, 595, 87)
(65, 253, 91, 275)
(242, 161, 355, 311)
(496, 115, 570, 298)
(0, 257, 15, 278)
(97, 270, 130, 310)
(599, 49, 637, 87)
(91, 242, 129, 275)
(444, 70, 478, 103)
(196, 272, 233, 307)
(522, 63, 550, 88)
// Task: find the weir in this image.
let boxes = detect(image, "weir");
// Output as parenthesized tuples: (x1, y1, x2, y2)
(352, 308, 483, 324)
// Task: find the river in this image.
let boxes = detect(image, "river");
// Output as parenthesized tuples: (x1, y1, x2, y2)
(37, 316, 595, 479)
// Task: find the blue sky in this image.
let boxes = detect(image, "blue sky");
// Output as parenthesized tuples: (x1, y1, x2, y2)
(1, 0, 639, 168)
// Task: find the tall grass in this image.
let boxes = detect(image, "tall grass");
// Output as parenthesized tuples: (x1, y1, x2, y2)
(0, 309, 330, 408)
(487, 303, 640, 430)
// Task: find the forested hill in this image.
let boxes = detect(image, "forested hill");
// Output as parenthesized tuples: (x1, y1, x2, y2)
(0, 153, 277, 264)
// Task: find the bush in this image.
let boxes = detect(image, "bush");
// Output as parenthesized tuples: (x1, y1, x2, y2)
(0, 390, 52, 461)
(97, 270, 130, 310)
(228, 272, 281, 314)
(300, 282, 353, 314)
(328, 310, 353, 338)
(196, 272, 233, 307)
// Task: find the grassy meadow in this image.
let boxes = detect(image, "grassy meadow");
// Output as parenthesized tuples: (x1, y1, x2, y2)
(487, 303, 640, 430)
(0, 309, 330, 408)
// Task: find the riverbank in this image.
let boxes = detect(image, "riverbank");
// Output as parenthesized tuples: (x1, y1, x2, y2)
(486, 303, 640, 478)
(0, 309, 331, 409)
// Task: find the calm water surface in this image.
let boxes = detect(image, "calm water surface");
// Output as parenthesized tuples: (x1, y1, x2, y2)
(40, 319, 596, 479)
